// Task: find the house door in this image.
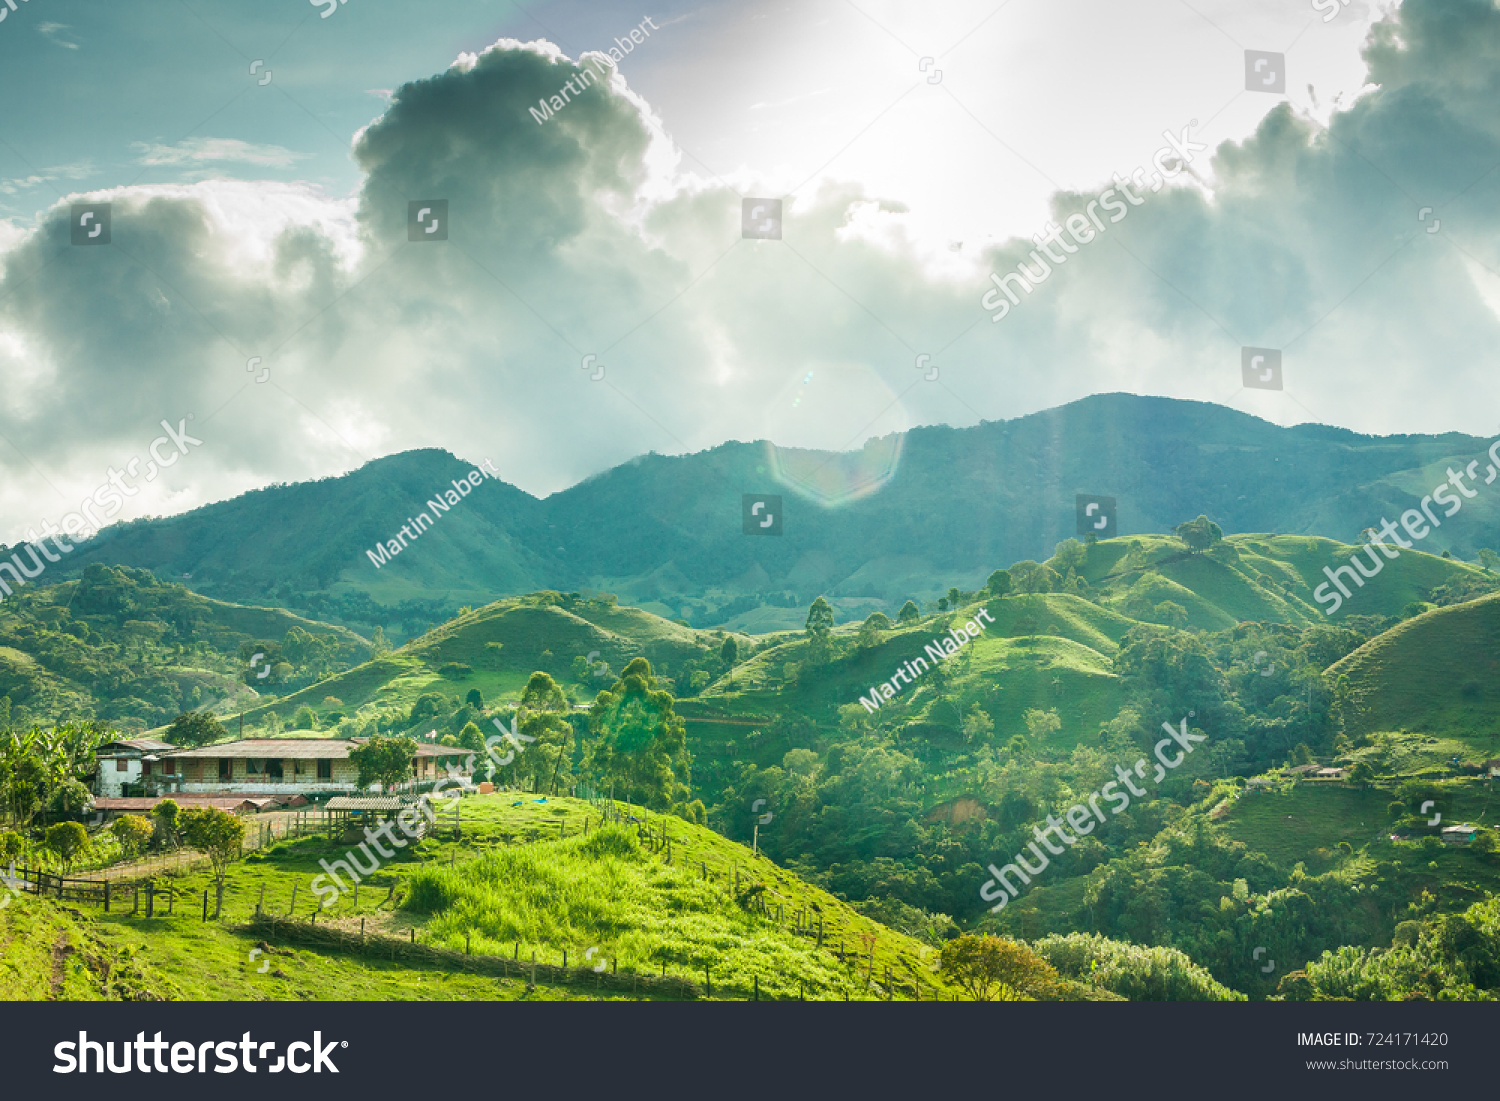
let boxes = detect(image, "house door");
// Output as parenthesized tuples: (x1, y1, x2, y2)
(219, 758, 232, 781)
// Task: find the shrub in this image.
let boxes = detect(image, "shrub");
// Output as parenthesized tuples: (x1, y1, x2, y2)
(0, 830, 23, 865)
(44, 821, 88, 874)
(110, 815, 154, 859)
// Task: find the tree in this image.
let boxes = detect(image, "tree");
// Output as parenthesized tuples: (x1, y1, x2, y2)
(164, 710, 227, 747)
(511, 672, 574, 794)
(857, 613, 891, 649)
(292, 705, 318, 731)
(939, 935, 1059, 1000)
(1153, 600, 1189, 628)
(947, 587, 963, 610)
(584, 658, 692, 813)
(985, 570, 1012, 598)
(897, 600, 920, 625)
(1480, 548, 1500, 574)
(1052, 538, 1087, 575)
(370, 626, 393, 657)
(1024, 708, 1062, 742)
(408, 693, 446, 727)
(44, 821, 88, 875)
(805, 597, 835, 640)
(348, 735, 417, 793)
(962, 707, 993, 744)
(458, 721, 485, 754)
(152, 799, 181, 850)
(465, 688, 484, 710)
(110, 814, 154, 860)
(720, 636, 739, 669)
(1174, 515, 1223, 553)
(179, 806, 246, 918)
(1346, 760, 1375, 789)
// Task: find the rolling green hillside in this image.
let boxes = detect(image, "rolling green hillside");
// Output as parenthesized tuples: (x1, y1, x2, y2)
(0, 564, 370, 733)
(1328, 591, 1500, 739)
(35, 394, 1500, 637)
(231, 591, 757, 734)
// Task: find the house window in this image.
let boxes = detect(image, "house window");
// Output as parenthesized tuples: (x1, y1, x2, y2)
(115, 759, 127, 772)
(142, 761, 152, 776)
(294, 760, 305, 775)
(246, 759, 263, 775)
(266, 760, 284, 780)
(163, 760, 175, 775)
(219, 758, 232, 781)
(317, 759, 332, 780)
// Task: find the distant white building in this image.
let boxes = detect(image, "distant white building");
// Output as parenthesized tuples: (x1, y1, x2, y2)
(94, 738, 176, 797)
(1442, 824, 1480, 845)
(153, 738, 472, 796)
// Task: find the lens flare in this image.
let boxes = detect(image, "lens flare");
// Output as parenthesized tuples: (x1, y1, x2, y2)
(756, 362, 909, 507)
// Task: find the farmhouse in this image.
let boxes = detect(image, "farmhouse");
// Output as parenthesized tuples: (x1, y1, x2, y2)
(149, 738, 473, 797)
(94, 737, 176, 797)
(1442, 824, 1481, 845)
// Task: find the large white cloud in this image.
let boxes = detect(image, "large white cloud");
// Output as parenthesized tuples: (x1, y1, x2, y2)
(0, 0, 1498, 546)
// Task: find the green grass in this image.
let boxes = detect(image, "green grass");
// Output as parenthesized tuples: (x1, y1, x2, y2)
(39, 793, 948, 1001)
(1218, 783, 1394, 868)
(1329, 592, 1500, 738)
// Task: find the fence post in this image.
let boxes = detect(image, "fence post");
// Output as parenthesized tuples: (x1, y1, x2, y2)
(705, 966, 711, 998)
(131, 885, 139, 916)
(530, 951, 537, 991)
(104, 881, 110, 913)
(753, 975, 759, 1001)
(817, 915, 824, 947)
(166, 884, 174, 916)
(360, 918, 365, 946)
(256, 883, 265, 917)
(202, 889, 208, 921)
(145, 882, 154, 919)
(289, 883, 297, 916)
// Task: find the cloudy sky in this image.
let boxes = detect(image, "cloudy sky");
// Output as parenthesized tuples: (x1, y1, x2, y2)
(1, 0, 1496, 543)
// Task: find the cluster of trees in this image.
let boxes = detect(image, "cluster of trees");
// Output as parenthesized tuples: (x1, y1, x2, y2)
(0, 566, 371, 732)
(1280, 893, 1500, 1000)
(331, 659, 701, 822)
(0, 723, 101, 831)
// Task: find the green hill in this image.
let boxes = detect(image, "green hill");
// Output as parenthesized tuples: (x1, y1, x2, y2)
(0, 564, 370, 733)
(232, 591, 757, 734)
(38, 394, 1500, 638)
(1328, 591, 1500, 740)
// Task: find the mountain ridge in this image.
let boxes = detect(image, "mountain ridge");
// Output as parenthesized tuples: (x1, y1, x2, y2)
(29, 393, 1500, 633)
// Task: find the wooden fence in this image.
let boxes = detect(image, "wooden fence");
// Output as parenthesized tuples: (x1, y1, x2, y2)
(5, 867, 185, 916)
